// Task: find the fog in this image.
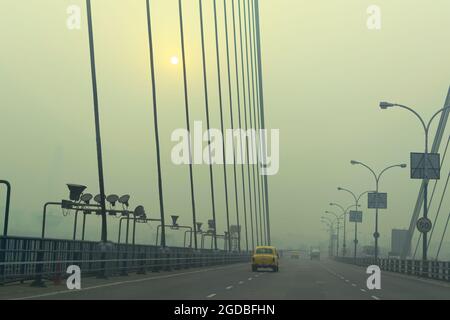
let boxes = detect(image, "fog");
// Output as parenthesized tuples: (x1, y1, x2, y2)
(1, 0, 450, 259)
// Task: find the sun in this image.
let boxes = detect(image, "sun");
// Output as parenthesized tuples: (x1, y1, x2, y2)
(170, 56, 179, 65)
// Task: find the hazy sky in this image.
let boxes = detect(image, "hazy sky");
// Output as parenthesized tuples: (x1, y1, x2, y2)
(1, 0, 450, 258)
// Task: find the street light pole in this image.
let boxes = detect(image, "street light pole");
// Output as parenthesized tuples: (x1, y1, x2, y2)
(329, 203, 358, 257)
(338, 188, 372, 261)
(351, 160, 406, 261)
(321, 216, 338, 256)
(323, 212, 344, 257)
(380, 102, 450, 262)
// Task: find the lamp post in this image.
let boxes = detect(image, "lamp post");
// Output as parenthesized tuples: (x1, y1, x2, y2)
(351, 160, 406, 261)
(322, 214, 340, 256)
(321, 220, 333, 257)
(337, 188, 372, 260)
(379, 102, 450, 262)
(329, 203, 360, 257)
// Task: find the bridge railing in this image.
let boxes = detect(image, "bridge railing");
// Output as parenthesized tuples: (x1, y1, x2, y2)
(335, 256, 450, 282)
(0, 236, 250, 285)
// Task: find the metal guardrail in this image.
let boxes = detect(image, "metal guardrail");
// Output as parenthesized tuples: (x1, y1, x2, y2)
(0, 236, 250, 286)
(335, 257, 450, 281)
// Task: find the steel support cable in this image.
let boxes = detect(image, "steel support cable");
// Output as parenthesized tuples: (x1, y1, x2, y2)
(223, 0, 241, 252)
(245, 0, 260, 246)
(145, 0, 167, 247)
(254, 0, 271, 245)
(213, 0, 232, 251)
(232, 0, 249, 252)
(428, 171, 450, 250)
(178, 0, 198, 249)
(250, 0, 266, 245)
(86, 0, 108, 242)
(413, 135, 450, 258)
(436, 207, 450, 260)
(198, 0, 218, 250)
(249, 0, 264, 245)
(238, 0, 255, 249)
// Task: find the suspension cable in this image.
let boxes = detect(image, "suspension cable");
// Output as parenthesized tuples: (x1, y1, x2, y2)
(223, 0, 241, 252)
(198, 0, 218, 250)
(178, 0, 198, 249)
(145, 0, 167, 247)
(245, 0, 260, 246)
(239, 0, 255, 249)
(213, 0, 232, 251)
(232, 0, 249, 252)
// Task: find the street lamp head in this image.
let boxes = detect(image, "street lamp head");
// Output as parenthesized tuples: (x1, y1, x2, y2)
(400, 164, 407, 168)
(379, 101, 396, 109)
(337, 187, 342, 191)
(350, 160, 360, 165)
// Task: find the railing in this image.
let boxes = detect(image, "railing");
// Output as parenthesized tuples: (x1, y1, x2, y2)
(335, 256, 450, 281)
(0, 236, 250, 286)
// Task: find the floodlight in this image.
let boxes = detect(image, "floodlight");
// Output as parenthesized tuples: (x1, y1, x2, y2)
(67, 184, 87, 201)
(119, 195, 130, 207)
(106, 194, 119, 207)
(80, 193, 93, 204)
(171, 215, 179, 227)
(134, 205, 145, 217)
(196, 222, 203, 232)
(94, 194, 105, 204)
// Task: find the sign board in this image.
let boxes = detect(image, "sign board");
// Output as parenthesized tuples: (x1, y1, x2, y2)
(368, 192, 387, 209)
(411, 152, 440, 180)
(349, 210, 363, 223)
(390, 229, 409, 257)
(416, 217, 432, 233)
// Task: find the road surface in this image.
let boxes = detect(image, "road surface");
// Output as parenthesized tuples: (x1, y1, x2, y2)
(2, 258, 449, 300)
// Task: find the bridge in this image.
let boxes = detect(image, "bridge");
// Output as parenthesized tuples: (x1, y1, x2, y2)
(1, 0, 450, 302)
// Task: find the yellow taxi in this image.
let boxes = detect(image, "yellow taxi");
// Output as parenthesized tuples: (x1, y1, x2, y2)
(251, 246, 279, 272)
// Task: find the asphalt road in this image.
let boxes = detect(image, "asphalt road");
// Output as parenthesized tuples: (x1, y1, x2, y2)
(3, 258, 450, 300)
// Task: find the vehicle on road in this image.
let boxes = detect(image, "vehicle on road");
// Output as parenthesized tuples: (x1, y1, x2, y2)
(290, 251, 300, 259)
(252, 246, 279, 272)
(310, 249, 320, 260)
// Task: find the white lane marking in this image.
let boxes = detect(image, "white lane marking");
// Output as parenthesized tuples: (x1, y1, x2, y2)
(255, 275, 259, 278)
(226, 286, 233, 290)
(238, 281, 244, 285)
(345, 279, 350, 283)
(372, 296, 380, 300)
(360, 289, 366, 292)
(12, 264, 246, 300)
(207, 293, 216, 298)
(351, 284, 357, 287)
(248, 277, 252, 281)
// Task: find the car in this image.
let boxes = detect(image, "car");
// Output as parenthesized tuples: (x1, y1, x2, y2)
(290, 252, 300, 259)
(310, 249, 320, 260)
(252, 246, 279, 272)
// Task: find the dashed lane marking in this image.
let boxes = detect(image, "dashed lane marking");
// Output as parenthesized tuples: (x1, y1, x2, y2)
(207, 294, 216, 298)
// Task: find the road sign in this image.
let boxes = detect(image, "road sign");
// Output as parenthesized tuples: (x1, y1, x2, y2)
(411, 152, 440, 180)
(368, 192, 387, 209)
(416, 217, 432, 233)
(349, 210, 363, 223)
